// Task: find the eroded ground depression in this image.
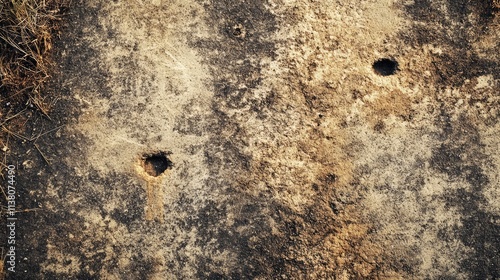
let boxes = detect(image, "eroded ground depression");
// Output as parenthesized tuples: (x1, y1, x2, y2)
(1, 0, 499, 279)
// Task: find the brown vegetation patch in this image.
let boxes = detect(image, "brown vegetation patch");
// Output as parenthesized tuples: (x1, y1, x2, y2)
(0, 0, 68, 113)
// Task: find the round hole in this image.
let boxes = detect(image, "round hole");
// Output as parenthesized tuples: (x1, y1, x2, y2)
(142, 152, 173, 177)
(373, 58, 398, 76)
(233, 28, 242, 36)
(230, 24, 246, 38)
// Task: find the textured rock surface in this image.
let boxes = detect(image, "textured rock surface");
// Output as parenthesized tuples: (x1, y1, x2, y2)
(2, 0, 499, 279)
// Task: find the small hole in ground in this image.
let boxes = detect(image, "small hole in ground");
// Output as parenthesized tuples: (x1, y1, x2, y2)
(373, 58, 398, 76)
(142, 152, 173, 177)
(230, 24, 246, 38)
(233, 27, 242, 36)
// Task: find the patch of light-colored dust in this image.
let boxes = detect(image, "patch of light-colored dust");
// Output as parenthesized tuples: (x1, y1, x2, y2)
(363, 0, 407, 44)
(253, 0, 497, 278)
(354, 123, 470, 278)
(44, 0, 233, 279)
(74, 1, 212, 176)
(233, 0, 412, 278)
(78, 1, 213, 205)
(257, 0, 408, 212)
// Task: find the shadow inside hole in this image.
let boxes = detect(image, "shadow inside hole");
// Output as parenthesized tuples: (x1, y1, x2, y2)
(373, 58, 398, 76)
(233, 27, 242, 36)
(143, 152, 173, 177)
(228, 24, 246, 38)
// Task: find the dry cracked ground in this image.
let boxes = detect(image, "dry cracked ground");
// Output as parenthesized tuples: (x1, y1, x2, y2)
(1, 0, 499, 279)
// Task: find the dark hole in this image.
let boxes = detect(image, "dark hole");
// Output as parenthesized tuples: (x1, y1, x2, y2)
(373, 58, 398, 76)
(143, 152, 173, 177)
(233, 27, 242, 36)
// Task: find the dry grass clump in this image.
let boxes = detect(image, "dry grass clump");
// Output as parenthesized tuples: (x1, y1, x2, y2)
(0, 0, 68, 114)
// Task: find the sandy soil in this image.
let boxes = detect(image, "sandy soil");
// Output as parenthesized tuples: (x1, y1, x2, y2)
(1, 0, 499, 279)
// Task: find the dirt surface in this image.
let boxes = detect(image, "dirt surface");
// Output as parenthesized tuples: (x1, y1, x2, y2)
(1, 0, 499, 279)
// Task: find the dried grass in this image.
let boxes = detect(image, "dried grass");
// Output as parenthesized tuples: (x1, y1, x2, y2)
(0, 3, 68, 276)
(0, 0, 69, 114)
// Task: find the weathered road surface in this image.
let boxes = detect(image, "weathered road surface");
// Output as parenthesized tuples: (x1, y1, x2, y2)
(4, 0, 499, 279)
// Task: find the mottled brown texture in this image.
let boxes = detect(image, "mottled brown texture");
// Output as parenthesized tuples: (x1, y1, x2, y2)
(1, 0, 498, 279)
